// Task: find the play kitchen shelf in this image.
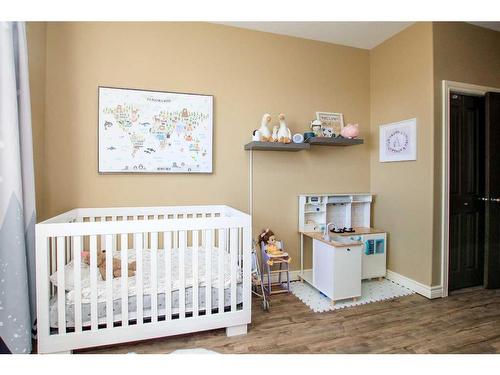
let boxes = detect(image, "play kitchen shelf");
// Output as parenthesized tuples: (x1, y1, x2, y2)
(243, 137, 363, 151)
(298, 193, 387, 305)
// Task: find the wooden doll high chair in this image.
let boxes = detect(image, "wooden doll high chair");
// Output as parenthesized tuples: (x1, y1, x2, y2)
(259, 229, 291, 296)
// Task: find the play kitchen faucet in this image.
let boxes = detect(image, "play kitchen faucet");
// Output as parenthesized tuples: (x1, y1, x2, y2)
(323, 222, 336, 240)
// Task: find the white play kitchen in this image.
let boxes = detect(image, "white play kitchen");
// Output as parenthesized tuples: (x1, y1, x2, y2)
(298, 193, 387, 305)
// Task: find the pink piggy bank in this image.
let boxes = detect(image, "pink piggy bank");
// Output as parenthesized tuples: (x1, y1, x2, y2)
(341, 123, 359, 139)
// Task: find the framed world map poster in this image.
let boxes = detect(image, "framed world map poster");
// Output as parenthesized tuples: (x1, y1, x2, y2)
(98, 86, 213, 173)
(379, 118, 417, 162)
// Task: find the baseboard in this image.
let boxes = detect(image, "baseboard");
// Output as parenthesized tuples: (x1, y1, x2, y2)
(385, 269, 443, 299)
(264, 268, 444, 300)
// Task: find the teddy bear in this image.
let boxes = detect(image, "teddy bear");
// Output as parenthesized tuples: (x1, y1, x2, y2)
(82, 250, 136, 281)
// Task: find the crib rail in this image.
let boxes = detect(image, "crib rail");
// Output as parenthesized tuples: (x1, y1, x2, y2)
(36, 205, 251, 353)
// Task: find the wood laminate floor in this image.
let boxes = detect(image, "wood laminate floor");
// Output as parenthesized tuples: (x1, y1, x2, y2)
(78, 287, 500, 354)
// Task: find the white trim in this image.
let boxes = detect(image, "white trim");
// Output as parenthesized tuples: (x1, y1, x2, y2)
(385, 269, 442, 299)
(440, 80, 500, 297)
(273, 268, 443, 299)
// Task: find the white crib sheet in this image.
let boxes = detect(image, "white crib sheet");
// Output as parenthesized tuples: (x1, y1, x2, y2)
(49, 283, 243, 328)
(49, 246, 242, 304)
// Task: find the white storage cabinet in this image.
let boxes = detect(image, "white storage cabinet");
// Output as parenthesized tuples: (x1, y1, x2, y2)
(312, 239, 362, 302)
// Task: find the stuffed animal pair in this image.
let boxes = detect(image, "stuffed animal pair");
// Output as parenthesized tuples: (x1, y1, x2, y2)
(257, 113, 292, 143)
(82, 250, 136, 281)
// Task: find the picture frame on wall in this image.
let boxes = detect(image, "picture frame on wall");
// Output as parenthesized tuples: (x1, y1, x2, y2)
(379, 118, 417, 162)
(98, 86, 214, 174)
(316, 111, 344, 137)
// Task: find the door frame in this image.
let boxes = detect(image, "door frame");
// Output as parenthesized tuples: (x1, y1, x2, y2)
(441, 80, 500, 297)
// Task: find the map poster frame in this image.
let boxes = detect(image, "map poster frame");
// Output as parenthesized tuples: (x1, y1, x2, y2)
(98, 86, 214, 174)
(379, 118, 417, 163)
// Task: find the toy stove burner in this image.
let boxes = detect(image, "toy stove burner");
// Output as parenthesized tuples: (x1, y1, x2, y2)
(330, 227, 344, 233)
(330, 227, 356, 234)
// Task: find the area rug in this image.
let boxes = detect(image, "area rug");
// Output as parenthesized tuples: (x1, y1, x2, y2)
(289, 278, 414, 313)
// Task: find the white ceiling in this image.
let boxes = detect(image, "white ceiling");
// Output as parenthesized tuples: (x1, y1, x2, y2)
(217, 22, 500, 50)
(468, 22, 500, 32)
(217, 22, 414, 49)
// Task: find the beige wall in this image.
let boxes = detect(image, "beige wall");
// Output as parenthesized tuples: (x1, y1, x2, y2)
(26, 22, 47, 218)
(31, 22, 371, 271)
(431, 22, 500, 285)
(370, 23, 435, 286)
(27, 21, 500, 286)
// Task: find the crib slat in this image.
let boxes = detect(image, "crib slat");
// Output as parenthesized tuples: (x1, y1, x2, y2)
(164, 231, 172, 320)
(179, 230, 186, 319)
(120, 233, 129, 327)
(90, 235, 98, 330)
(230, 228, 238, 311)
(151, 232, 158, 323)
(218, 229, 225, 313)
(173, 219, 178, 248)
(66, 236, 71, 263)
(112, 218, 117, 252)
(73, 236, 82, 332)
(105, 235, 113, 328)
(50, 237, 56, 296)
(192, 230, 199, 317)
(135, 233, 144, 325)
(56, 236, 66, 333)
(143, 215, 148, 249)
(205, 230, 212, 315)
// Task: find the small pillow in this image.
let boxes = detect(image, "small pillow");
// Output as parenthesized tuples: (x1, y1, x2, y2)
(49, 260, 96, 291)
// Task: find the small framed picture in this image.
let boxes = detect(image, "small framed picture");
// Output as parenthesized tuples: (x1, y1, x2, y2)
(316, 112, 344, 137)
(379, 118, 417, 162)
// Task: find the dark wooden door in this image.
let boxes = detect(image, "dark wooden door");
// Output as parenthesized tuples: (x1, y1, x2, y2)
(449, 92, 485, 291)
(485, 92, 500, 289)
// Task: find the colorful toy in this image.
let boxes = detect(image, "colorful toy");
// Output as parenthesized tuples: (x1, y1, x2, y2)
(341, 123, 360, 139)
(310, 119, 322, 137)
(259, 228, 291, 296)
(259, 229, 284, 257)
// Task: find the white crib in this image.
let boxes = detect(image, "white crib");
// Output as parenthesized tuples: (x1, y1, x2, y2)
(35, 205, 252, 354)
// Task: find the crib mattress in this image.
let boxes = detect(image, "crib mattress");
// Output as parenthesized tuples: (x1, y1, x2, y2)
(49, 283, 243, 328)
(49, 246, 242, 304)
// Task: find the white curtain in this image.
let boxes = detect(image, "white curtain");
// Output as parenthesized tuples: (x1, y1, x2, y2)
(0, 22, 37, 354)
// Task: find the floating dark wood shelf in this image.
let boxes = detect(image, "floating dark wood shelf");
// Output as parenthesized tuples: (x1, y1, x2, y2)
(244, 141, 310, 151)
(305, 137, 364, 146)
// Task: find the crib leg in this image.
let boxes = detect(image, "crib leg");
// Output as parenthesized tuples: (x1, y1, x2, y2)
(226, 324, 247, 337)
